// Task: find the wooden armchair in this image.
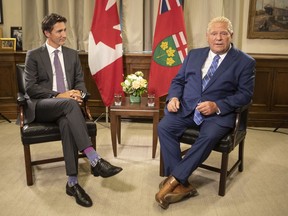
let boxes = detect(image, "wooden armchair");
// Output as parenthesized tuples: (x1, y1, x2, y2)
(159, 102, 251, 196)
(16, 64, 97, 186)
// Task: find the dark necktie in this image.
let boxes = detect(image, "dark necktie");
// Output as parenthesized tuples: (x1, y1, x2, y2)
(54, 50, 66, 93)
(193, 55, 220, 125)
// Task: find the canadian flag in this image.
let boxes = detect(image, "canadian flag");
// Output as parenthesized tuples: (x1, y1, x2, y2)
(88, 0, 123, 107)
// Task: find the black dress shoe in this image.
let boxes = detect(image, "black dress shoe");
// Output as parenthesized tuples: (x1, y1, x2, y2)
(92, 158, 123, 178)
(66, 183, 93, 207)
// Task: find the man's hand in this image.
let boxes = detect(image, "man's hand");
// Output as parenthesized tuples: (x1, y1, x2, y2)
(56, 90, 83, 105)
(167, 97, 180, 112)
(195, 101, 219, 116)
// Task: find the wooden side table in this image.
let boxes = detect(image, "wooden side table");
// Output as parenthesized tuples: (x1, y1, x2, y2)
(110, 97, 159, 158)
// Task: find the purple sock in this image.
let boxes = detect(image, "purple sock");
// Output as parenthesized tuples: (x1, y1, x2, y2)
(83, 146, 100, 167)
(68, 176, 78, 187)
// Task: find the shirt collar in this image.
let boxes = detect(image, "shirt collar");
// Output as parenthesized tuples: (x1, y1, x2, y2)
(209, 44, 232, 60)
(46, 41, 62, 55)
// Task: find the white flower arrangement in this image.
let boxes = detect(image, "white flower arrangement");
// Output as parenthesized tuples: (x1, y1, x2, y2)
(121, 71, 148, 97)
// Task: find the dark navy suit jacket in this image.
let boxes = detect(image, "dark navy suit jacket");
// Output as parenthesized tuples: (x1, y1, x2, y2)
(166, 45, 255, 128)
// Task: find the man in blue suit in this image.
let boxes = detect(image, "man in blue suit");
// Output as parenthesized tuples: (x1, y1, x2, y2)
(155, 16, 255, 209)
(24, 13, 122, 207)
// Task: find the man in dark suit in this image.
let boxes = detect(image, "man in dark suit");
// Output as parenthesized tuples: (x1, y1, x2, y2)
(155, 16, 255, 209)
(24, 13, 122, 207)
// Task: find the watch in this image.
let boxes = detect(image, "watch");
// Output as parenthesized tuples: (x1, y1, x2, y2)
(81, 91, 86, 99)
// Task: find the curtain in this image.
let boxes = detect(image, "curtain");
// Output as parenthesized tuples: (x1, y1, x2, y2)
(22, 0, 244, 52)
(143, 0, 154, 52)
(22, 0, 94, 51)
(22, 0, 46, 50)
(121, 0, 144, 52)
(184, 0, 244, 50)
(223, 0, 244, 49)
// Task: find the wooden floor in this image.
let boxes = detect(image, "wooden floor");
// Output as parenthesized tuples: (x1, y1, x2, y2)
(0, 119, 288, 216)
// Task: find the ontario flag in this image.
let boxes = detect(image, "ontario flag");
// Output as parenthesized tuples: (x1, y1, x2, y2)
(88, 0, 123, 107)
(148, 0, 187, 97)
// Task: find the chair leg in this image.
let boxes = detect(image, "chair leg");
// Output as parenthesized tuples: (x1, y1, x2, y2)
(91, 136, 96, 150)
(90, 136, 97, 174)
(219, 152, 229, 196)
(23, 145, 33, 186)
(238, 140, 244, 172)
(159, 151, 165, 177)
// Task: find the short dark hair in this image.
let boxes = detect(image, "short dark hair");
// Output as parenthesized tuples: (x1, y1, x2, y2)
(41, 13, 67, 35)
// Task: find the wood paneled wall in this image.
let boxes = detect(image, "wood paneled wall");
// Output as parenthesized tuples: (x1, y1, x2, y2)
(0, 52, 287, 128)
(248, 54, 288, 128)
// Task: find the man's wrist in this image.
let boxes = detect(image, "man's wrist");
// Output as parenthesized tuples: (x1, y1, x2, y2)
(169, 97, 178, 102)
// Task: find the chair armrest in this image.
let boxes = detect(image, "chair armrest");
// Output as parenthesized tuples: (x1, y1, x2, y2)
(17, 92, 27, 106)
(17, 92, 27, 128)
(235, 102, 250, 114)
(81, 92, 93, 121)
(231, 101, 252, 148)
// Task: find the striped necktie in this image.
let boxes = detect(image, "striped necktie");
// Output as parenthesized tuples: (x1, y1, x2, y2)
(202, 55, 220, 90)
(193, 55, 220, 125)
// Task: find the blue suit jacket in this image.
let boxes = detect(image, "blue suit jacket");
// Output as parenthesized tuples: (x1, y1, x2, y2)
(23, 44, 87, 124)
(166, 45, 255, 128)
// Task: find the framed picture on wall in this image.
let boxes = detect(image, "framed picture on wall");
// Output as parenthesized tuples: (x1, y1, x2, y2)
(11, 27, 23, 51)
(247, 0, 288, 39)
(0, 0, 3, 24)
(0, 38, 16, 51)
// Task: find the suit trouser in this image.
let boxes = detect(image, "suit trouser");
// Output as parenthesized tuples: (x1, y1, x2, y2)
(35, 98, 93, 176)
(158, 112, 231, 184)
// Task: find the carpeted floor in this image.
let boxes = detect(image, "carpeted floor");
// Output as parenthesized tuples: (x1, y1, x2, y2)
(0, 120, 287, 216)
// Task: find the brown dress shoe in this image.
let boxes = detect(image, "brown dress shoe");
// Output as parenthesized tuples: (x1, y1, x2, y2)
(158, 177, 198, 204)
(155, 176, 179, 209)
(158, 176, 170, 189)
(164, 184, 198, 204)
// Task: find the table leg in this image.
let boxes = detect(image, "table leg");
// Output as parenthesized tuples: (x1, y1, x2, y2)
(152, 112, 159, 158)
(117, 116, 121, 144)
(110, 112, 117, 157)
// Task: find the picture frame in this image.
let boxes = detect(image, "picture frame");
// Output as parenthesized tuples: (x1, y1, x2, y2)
(11, 27, 23, 51)
(0, 38, 16, 51)
(0, 0, 3, 24)
(247, 0, 288, 39)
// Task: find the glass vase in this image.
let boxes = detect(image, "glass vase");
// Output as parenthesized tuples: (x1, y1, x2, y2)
(129, 95, 141, 103)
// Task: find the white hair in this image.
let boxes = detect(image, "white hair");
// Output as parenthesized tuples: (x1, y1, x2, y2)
(207, 16, 233, 34)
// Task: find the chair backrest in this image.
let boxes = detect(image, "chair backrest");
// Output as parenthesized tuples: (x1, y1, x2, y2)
(16, 64, 26, 95)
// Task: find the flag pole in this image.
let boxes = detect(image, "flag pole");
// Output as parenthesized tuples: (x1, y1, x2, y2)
(105, 106, 109, 123)
(94, 106, 110, 128)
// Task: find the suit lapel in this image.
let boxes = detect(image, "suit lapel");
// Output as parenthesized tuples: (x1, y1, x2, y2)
(188, 48, 210, 93)
(40, 45, 53, 84)
(62, 47, 72, 89)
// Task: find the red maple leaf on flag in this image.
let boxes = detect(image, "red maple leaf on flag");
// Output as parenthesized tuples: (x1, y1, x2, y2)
(90, 0, 122, 49)
(88, 0, 124, 107)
